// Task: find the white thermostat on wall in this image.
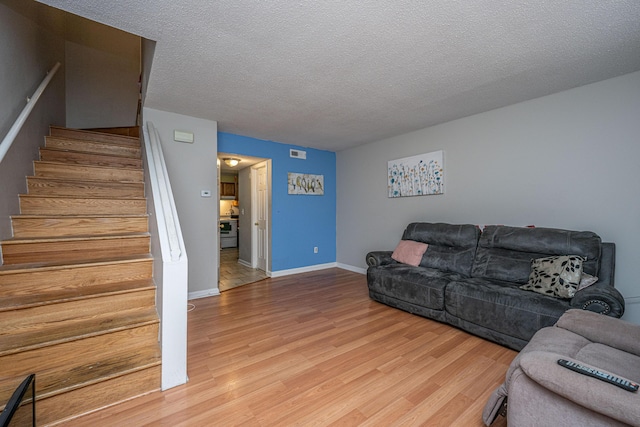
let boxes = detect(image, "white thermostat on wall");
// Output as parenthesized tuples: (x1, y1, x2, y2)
(174, 130, 194, 143)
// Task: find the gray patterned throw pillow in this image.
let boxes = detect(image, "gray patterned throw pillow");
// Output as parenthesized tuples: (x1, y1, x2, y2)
(521, 255, 585, 299)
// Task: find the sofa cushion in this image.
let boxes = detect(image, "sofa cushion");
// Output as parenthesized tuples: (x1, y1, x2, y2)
(471, 225, 602, 283)
(578, 273, 599, 290)
(391, 240, 428, 266)
(402, 222, 480, 276)
(521, 255, 585, 299)
(367, 264, 452, 310)
(445, 277, 570, 342)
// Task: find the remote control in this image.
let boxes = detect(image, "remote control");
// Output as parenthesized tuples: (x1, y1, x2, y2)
(557, 359, 639, 392)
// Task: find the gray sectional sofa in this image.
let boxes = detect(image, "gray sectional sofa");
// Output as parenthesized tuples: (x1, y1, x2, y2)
(366, 222, 625, 351)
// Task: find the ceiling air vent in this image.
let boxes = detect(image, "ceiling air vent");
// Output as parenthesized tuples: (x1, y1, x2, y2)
(290, 149, 306, 159)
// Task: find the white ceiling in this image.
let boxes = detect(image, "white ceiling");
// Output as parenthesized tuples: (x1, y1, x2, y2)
(37, 0, 640, 152)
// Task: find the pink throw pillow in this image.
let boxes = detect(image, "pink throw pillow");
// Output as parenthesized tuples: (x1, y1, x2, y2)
(392, 240, 428, 266)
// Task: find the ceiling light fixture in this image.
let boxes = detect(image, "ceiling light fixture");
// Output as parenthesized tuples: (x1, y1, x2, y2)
(223, 158, 240, 167)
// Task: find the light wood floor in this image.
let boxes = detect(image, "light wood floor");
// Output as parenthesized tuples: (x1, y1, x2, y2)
(63, 268, 515, 426)
(219, 248, 269, 292)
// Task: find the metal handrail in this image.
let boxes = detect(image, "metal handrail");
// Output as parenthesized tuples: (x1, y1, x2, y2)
(0, 62, 61, 164)
(146, 121, 182, 261)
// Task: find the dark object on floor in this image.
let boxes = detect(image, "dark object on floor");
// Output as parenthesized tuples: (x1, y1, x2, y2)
(0, 374, 36, 427)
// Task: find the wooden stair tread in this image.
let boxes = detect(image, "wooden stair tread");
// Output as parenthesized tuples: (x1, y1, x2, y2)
(10, 215, 149, 238)
(0, 324, 160, 408)
(0, 232, 150, 265)
(41, 145, 140, 159)
(2, 233, 150, 245)
(13, 214, 148, 219)
(50, 126, 140, 145)
(19, 193, 145, 200)
(0, 257, 152, 294)
(26, 175, 145, 187)
(46, 135, 142, 150)
(0, 337, 161, 418)
(19, 195, 147, 216)
(0, 254, 153, 274)
(0, 237, 150, 265)
(34, 159, 142, 172)
(85, 126, 140, 137)
(19, 197, 147, 216)
(26, 176, 145, 197)
(33, 161, 144, 183)
(36, 361, 161, 403)
(27, 174, 144, 181)
(0, 291, 155, 339)
(0, 306, 159, 357)
(0, 279, 155, 312)
(25, 177, 145, 198)
(19, 194, 145, 201)
(35, 365, 160, 426)
(39, 148, 142, 169)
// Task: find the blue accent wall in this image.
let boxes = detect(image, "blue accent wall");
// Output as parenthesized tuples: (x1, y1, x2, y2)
(218, 132, 336, 271)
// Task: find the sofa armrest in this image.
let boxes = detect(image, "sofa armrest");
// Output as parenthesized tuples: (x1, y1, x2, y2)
(366, 251, 396, 267)
(570, 242, 625, 317)
(555, 309, 640, 356)
(519, 351, 640, 426)
(596, 242, 615, 287)
(571, 283, 625, 317)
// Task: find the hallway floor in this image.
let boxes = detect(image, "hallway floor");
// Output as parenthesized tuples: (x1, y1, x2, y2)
(219, 247, 269, 291)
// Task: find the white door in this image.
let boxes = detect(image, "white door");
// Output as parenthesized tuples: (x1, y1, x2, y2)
(252, 162, 269, 271)
(216, 158, 221, 283)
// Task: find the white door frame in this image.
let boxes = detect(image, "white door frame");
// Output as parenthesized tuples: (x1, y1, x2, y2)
(216, 158, 221, 283)
(251, 160, 271, 274)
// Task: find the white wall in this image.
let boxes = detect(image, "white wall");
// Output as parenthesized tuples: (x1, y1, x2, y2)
(0, 0, 66, 240)
(337, 71, 640, 324)
(65, 14, 139, 128)
(140, 38, 155, 105)
(143, 108, 219, 298)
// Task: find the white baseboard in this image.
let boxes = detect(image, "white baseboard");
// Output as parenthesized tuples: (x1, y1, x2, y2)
(188, 264, 363, 301)
(336, 263, 366, 275)
(270, 262, 338, 278)
(188, 288, 220, 300)
(237, 258, 252, 268)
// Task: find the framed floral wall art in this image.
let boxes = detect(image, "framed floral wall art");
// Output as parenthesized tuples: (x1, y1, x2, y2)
(388, 150, 444, 198)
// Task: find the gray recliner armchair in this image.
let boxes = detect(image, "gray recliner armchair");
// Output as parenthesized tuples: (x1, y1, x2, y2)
(483, 309, 640, 426)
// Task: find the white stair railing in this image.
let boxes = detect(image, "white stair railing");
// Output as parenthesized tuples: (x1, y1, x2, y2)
(145, 121, 182, 261)
(142, 120, 188, 390)
(0, 62, 61, 164)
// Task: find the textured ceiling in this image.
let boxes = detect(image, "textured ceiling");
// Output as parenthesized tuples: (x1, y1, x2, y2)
(36, 0, 640, 151)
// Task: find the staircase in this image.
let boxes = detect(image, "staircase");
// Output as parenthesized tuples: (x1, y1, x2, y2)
(0, 126, 161, 425)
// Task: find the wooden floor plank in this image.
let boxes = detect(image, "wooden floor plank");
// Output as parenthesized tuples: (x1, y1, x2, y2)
(62, 269, 516, 426)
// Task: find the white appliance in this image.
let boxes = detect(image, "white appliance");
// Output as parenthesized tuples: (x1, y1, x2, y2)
(220, 219, 238, 248)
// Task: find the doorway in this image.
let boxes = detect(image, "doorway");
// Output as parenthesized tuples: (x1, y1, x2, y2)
(252, 161, 269, 271)
(217, 153, 271, 292)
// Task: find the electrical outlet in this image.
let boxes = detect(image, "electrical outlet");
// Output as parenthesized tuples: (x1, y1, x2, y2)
(314, 247, 318, 253)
